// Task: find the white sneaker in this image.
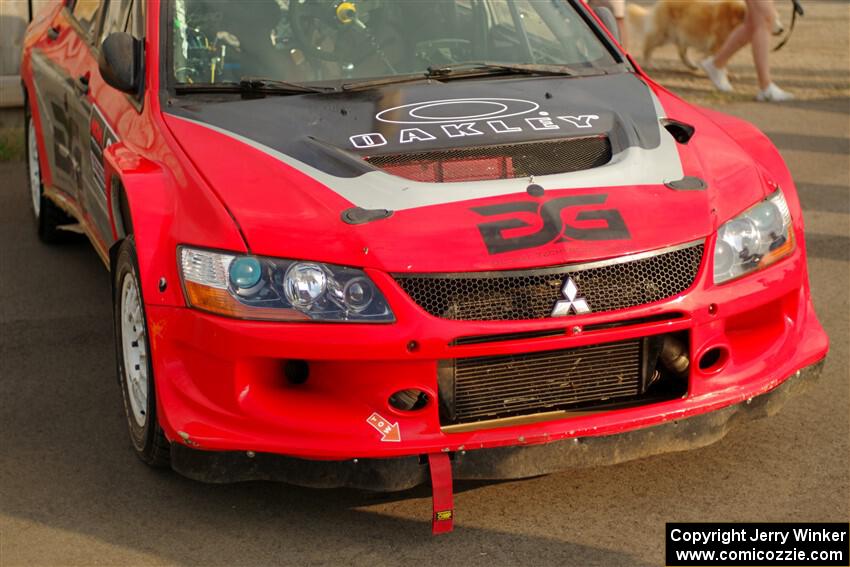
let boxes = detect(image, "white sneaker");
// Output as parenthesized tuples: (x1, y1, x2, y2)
(757, 83, 795, 102)
(700, 57, 734, 93)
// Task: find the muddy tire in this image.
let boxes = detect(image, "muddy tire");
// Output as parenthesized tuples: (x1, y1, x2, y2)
(113, 237, 170, 467)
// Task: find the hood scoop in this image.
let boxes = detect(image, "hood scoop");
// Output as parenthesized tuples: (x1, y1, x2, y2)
(364, 136, 612, 183)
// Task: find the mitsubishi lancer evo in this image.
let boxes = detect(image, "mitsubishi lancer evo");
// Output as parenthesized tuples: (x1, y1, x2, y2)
(21, 0, 827, 533)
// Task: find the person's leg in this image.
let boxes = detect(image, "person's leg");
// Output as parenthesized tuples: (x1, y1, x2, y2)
(711, 24, 752, 69)
(712, 6, 756, 69)
(747, 0, 794, 101)
(746, 0, 775, 89)
(700, 5, 755, 92)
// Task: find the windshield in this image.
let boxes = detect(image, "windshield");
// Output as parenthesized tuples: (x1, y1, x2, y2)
(169, 0, 618, 87)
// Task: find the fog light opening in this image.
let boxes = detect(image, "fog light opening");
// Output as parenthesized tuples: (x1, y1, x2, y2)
(389, 389, 430, 412)
(284, 359, 310, 385)
(698, 347, 729, 373)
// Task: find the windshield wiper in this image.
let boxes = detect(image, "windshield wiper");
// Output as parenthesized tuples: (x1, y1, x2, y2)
(340, 61, 614, 92)
(340, 72, 433, 92)
(239, 77, 336, 94)
(174, 77, 334, 96)
(424, 61, 583, 79)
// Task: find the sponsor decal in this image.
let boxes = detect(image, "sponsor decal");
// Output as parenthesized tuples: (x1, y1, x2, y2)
(350, 97, 600, 149)
(366, 412, 401, 442)
(89, 105, 118, 198)
(50, 101, 75, 175)
(473, 194, 631, 255)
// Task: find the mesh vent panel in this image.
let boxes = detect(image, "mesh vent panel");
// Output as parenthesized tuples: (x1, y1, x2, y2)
(395, 244, 704, 321)
(366, 137, 612, 182)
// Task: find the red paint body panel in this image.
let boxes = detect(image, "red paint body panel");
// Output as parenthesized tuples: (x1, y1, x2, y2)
(145, 244, 826, 458)
(20, 0, 829, 472)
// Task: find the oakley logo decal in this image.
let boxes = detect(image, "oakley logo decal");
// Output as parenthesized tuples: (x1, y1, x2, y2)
(351, 97, 602, 149)
(488, 120, 522, 133)
(349, 133, 388, 149)
(473, 194, 631, 255)
(560, 114, 600, 128)
(376, 98, 540, 125)
(526, 116, 560, 130)
(441, 123, 483, 138)
(399, 128, 437, 144)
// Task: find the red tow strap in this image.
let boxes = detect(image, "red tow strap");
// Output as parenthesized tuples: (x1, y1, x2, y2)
(428, 452, 454, 534)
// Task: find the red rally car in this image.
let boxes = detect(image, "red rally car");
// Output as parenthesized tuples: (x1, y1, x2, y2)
(22, 0, 828, 533)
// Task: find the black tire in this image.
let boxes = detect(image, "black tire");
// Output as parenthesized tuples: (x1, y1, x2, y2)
(24, 103, 71, 243)
(113, 237, 170, 467)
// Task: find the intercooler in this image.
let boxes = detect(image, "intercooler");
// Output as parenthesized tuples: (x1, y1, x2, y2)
(438, 338, 668, 426)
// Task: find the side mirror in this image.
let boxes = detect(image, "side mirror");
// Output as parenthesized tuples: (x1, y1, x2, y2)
(99, 32, 143, 94)
(594, 6, 621, 43)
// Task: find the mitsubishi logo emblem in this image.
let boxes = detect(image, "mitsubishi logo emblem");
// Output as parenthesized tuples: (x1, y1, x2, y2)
(551, 277, 591, 317)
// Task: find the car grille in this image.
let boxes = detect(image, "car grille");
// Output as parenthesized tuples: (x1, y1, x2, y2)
(365, 136, 612, 183)
(440, 339, 643, 424)
(394, 242, 704, 321)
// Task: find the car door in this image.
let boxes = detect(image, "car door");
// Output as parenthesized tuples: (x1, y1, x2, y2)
(74, 0, 134, 245)
(27, 0, 101, 203)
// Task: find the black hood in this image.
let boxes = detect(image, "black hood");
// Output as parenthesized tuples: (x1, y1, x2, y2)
(166, 72, 662, 178)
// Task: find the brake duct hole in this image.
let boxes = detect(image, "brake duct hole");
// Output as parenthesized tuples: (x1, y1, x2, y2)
(389, 389, 430, 412)
(284, 360, 310, 385)
(698, 346, 729, 374)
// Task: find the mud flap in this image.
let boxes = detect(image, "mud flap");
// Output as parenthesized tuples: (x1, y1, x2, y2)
(428, 452, 454, 534)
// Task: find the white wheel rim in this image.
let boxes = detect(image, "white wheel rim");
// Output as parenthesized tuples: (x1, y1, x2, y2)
(121, 273, 149, 428)
(27, 117, 41, 219)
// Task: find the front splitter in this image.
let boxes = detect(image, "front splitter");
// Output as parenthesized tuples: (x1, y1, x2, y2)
(170, 359, 824, 491)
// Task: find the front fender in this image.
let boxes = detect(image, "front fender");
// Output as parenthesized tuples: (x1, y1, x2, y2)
(695, 105, 808, 246)
(695, 107, 799, 207)
(103, 142, 246, 307)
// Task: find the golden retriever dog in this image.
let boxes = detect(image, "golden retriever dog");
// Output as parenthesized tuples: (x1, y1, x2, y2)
(628, 1, 784, 70)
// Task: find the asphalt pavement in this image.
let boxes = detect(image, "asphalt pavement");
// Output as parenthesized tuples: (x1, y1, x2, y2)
(1, 3, 848, 565)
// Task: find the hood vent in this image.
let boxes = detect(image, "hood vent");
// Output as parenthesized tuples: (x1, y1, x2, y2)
(365, 136, 612, 183)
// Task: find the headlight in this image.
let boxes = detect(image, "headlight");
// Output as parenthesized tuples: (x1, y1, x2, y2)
(713, 189, 795, 284)
(179, 247, 395, 322)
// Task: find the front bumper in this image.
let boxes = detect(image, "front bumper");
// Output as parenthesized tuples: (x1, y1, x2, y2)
(170, 359, 824, 489)
(145, 243, 829, 470)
